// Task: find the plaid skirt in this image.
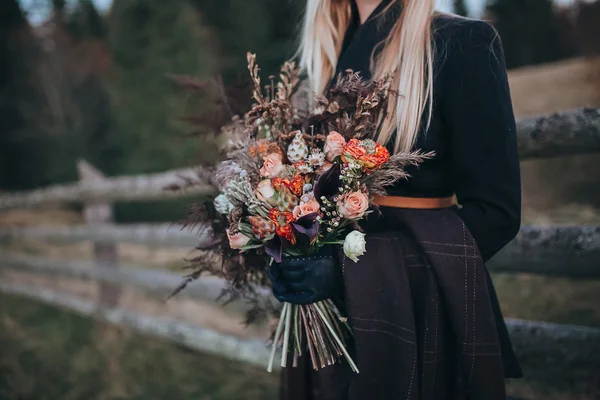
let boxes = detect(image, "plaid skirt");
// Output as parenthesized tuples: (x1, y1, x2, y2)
(280, 207, 521, 400)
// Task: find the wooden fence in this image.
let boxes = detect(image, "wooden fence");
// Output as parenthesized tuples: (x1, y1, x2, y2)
(0, 107, 599, 380)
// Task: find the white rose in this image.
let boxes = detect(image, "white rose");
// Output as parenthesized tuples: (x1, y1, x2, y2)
(214, 194, 234, 215)
(343, 230, 366, 263)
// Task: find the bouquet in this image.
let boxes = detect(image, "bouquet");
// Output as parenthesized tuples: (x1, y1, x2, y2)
(172, 53, 431, 373)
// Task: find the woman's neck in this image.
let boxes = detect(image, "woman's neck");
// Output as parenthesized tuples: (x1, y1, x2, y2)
(355, 0, 384, 24)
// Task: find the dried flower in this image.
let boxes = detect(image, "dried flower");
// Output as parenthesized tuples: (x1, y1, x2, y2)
(287, 131, 309, 163)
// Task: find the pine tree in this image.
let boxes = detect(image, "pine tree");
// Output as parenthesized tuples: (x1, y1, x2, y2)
(191, 0, 303, 81)
(108, 0, 216, 175)
(486, 0, 562, 68)
(453, 0, 469, 16)
(0, 0, 29, 188)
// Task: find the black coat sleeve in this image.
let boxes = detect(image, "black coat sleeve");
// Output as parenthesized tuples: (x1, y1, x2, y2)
(441, 20, 521, 262)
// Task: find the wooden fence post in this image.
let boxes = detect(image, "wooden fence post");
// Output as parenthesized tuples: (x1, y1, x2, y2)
(77, 160, 121, 308)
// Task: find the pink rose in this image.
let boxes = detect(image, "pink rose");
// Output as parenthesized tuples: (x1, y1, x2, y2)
(337, 191, 369, 219)
(260, 153, 284, 177)
(293, 198, 321, 219)
(226, 229, 250, 250)
(323, 131, 346, 161)
(255, 179, 277, 206)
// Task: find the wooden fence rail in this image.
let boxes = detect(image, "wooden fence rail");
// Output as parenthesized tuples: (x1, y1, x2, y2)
(0, 281, 273, 369)
(0, 167, 215, 210)
(1, 262, 599, 378)
(2, 223, 599, 278)
(0, 253, 272, 312)
(517, 107, 600, 159)
(0, 108, 598, 211)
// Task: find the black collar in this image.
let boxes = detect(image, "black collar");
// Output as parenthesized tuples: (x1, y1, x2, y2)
(334, 0, 402, 82)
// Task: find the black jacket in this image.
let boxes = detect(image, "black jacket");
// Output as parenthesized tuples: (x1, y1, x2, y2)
(334, 1, 522, 262)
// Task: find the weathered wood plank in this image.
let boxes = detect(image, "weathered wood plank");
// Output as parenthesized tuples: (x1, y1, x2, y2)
(0, 108, 598, 210)
(0, 281, 273, 369)
(0, 223, 213, 248)
(506, 318, 600, 381)
(0, 167, 215, 210)
(517, 107, 600, 159)
(2, 223, 598, 277)
(78, 160, 121, 307)
(488, 224, 600, 278)
(0, 253, 272, 313)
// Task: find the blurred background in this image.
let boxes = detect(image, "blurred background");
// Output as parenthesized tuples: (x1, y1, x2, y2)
(0, 0, 599, 399)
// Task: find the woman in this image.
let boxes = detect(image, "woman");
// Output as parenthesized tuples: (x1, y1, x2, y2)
(268, 0, 522, 399)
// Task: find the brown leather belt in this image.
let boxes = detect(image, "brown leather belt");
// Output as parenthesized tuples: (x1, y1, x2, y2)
(373, 195, 456, 209)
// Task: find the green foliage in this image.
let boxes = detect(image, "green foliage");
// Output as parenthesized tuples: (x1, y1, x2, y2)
(106, 0, 217, 176)
(486, 0, 562, 68)
(191, 0, 304, 81)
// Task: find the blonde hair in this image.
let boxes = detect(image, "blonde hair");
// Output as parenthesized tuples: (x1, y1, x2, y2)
(299, 0, 435, 153)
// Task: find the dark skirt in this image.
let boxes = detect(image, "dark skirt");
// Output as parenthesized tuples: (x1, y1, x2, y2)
(280, 207, 521, 400)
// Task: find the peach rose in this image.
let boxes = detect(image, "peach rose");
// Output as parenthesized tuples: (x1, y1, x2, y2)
(226, 229, 250, 250)
(260, 153, 284, 177)
(293, 198, 321, 219)
(337, 191, 369, 219)
(255, 179, 277, 206)
(323, 131, 346, 161)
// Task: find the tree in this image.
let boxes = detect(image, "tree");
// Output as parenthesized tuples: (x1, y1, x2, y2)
(191, 0, 304, 82)
(453, 0, 469, 16)
(107, 0, 216, 175)
(486, 0, 562, 68)
(0, 0, 29, 189)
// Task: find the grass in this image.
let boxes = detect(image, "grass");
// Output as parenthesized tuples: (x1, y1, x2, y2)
(491, 272, 600, 327)
(0, 293, 279, 400)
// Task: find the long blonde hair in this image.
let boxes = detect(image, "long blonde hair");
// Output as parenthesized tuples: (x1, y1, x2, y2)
(299, 0, 435, 153)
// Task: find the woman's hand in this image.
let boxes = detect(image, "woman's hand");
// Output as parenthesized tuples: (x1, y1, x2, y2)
(268, 246, 344, 305)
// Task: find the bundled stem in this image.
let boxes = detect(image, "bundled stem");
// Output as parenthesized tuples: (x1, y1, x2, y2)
(267, 300, 358, 373)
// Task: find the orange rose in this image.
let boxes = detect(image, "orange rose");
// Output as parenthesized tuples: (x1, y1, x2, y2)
(342, 139, 390, 170)
(260, 152, 284, 177)
(323, 131, 346, 161)
(292, 198, 321, 219)
(337, 191, 369, 219)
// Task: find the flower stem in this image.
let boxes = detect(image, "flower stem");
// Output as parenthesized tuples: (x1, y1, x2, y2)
(281, 303, 293, 367)
(267, 302, 288, 373)
(315, 302, 360, 373)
